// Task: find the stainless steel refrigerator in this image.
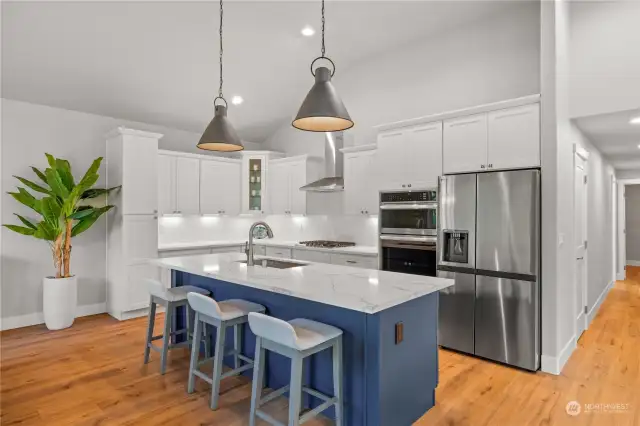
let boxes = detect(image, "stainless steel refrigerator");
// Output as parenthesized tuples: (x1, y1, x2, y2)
(437, 169, 540, 371)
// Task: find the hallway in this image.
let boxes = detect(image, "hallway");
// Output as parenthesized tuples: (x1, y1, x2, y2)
(1, 269, 639, 425)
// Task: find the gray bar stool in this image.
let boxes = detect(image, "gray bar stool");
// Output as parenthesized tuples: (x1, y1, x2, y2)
(247, 312, 344, 426)
(187, 292, 266, 410)
(143, 279, 210, 374)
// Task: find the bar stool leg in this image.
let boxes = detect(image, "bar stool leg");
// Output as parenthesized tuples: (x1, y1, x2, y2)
(160, 302, 173, 375)
(187, 313, 202, 394)
(203, 324, 211, 359)
(210, 323, 227, 410)
(332, 337, 344, 426)
(249, 337, 265, 426)
(143, 297, 156, 364)
(233, 324, 242, 369)
(288, 354, 304, 426)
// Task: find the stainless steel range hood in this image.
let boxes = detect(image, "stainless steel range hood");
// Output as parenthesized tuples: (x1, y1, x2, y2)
(300, 132, 344, 192)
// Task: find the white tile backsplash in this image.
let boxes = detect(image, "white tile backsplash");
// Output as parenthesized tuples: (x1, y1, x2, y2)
(158, 214, 378, 246)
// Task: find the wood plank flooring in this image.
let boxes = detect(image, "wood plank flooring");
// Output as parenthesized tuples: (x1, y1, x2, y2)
(1, 267, 639, 425)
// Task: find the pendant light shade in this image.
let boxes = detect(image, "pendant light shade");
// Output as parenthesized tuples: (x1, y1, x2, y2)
(292, 66, 353, 132)
(198, 103, 244, 152)
(293, 0, 353, 132)
(198, 0, 244, 152)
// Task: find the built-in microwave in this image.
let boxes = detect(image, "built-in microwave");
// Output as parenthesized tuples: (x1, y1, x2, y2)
(379, 190, 437, 236)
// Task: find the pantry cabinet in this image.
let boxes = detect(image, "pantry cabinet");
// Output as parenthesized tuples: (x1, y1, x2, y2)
(342, 145, 378, 215)
(267, 155, 319, 215)
(442, 103, 540, 174)
(376, 122, 443, 190)
(200, 157, 242, 215)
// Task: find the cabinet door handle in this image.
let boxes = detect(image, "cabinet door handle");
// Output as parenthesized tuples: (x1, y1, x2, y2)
(480, 165, 485, 169)
(346, 260, 357, 264)
(408, 184, 412, 188)
(488, 164, 493, 168)
(402, 184, 406, 188)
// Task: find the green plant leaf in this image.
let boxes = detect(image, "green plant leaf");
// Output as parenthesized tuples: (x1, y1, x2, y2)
(68, 207, 95, 220)
(78, 157, 102, 188)
(3, 224, 36, 236)
(13, 176, 51, 195)
(81, 186, 121, 199)
(8, 189, 40, 213)
(71, 205, 113, 237)
(34, 222, 57, 241)
(41, 197, 62, 226)
(31, 167, 48, 185)
(45, 153, 57, 169)
(14, 214, 37, 229)
(55, 159, 75, 191)
(45, 168, 70, 199)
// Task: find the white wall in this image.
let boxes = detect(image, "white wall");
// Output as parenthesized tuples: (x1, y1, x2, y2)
(625, 185, 640, 263)
(617, 170, 640, 180)
(263, 1, 540, 152)
(569, 0, 640, 118)
(570, 123, 617, 315)
(0, 98, 258, 324)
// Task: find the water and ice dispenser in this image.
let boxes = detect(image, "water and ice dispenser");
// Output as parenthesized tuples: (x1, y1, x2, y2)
(442, 230, 469, 264)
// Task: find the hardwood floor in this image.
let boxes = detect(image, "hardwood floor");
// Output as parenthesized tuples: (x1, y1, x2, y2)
(1, 267, 638, 425)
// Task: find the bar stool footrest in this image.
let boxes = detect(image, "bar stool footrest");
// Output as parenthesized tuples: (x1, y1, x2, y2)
(299, 397, 338, 424)
(193, 369, 214, 385)
(255, 409, 286, 426)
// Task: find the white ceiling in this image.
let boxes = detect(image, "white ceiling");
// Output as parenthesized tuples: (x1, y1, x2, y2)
(574, 108, 640, 172)
(2, 1, 517, 142)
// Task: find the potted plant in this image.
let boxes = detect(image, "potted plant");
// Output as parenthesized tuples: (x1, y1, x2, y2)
(3, 154, 118, 330)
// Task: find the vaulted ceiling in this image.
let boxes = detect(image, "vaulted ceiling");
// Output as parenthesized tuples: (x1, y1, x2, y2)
(2, 1, 517, 142)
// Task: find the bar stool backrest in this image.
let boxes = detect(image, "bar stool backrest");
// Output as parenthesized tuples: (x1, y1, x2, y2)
(146, 278, 168, 299)
(187, 292, 222, 318)
(248, 312, 298, 349)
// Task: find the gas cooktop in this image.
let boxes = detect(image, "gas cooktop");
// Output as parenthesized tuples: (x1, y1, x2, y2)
(298, 240, 356, 249)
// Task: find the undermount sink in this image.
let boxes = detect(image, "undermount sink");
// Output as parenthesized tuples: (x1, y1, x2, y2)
(238, 258, 307, 269)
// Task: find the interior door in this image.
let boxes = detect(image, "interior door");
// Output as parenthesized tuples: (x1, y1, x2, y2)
(574, 154, 587, 336)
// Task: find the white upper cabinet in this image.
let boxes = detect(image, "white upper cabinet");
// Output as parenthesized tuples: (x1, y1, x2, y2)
(175, 157, 200, 214)
(267, 155, 317, 215)
(376, 122, 443, 191)
(157, 152, 199, 214)
(200, 158, 241, 215)
(343, 146, 378, 215)
(443, 113, 488, 174)
(443, 103, 540, 174)
(487, 104, 540, 170)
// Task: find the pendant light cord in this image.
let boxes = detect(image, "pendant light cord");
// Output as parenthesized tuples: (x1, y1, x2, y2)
(321, 0, 325, 58)
(218, 0, 224, 100)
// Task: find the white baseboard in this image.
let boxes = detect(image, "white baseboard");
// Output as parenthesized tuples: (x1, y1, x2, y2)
(0, 302, 106, 331)
(617, 271, 626, 281)
(108, 306, 153, 321)
(587, 280, 614, 326)
(627, 260, 640, 267)
(541, 335, 577, 375)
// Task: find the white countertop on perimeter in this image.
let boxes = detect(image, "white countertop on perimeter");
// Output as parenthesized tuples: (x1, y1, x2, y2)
(158, 240, 378, 256)
(151, 253, 452, 314)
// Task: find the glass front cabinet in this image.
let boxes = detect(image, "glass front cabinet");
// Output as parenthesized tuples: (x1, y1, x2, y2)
(241, 151, 283, 214)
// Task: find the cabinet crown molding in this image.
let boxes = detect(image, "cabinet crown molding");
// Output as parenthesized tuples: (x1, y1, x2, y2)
(158, 149, 241, 163)
(374, 94, 541, 133)
(340, 144, 377, 154)
(105, 127, 164, 140)
(269, 154, 322, 164)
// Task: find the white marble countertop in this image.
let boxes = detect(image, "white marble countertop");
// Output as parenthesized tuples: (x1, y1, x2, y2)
(158, 240, 378, 256)
(151, 253, 452, 314)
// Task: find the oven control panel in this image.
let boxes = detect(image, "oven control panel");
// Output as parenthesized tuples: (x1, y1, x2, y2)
(380, 190, 436, 203)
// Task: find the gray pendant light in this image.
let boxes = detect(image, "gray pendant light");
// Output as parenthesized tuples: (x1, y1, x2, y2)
(292, 0, 353, 132)
(198, 0, 244, 152)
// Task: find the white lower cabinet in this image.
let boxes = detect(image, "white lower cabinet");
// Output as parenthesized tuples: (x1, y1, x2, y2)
(293, 249, 332, 264)
(210, 245, 244, 254)
(330, 253, 378, 269)
(266, 246, 292, 258)
(127, 263, 160, 311)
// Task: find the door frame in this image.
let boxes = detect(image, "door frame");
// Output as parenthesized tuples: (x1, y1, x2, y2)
(616, 178, 640, 280)
(574, 146, 589, 335)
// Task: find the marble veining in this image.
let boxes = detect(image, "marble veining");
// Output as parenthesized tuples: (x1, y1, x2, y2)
(151, 253, 452, 314)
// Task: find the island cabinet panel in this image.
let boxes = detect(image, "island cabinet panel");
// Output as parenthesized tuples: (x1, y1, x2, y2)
(171, 270, 439, 426)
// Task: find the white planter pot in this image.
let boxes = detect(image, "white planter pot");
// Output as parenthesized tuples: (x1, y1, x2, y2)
(43, 275, 77, 330)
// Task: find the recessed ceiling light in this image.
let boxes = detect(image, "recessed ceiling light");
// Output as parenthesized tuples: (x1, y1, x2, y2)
(630, 116, 640, 124)
(231, 95, 243, 105)
(301, 26, 315, 37)
(637, 144, 640, 149)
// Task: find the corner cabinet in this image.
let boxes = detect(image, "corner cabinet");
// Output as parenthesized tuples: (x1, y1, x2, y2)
(240, 151, 284, 214)
(376, 121, 443, 191)
(342, 145, 378, 215)
(443, 103, 540, 174)
(268, 155, 320, 215)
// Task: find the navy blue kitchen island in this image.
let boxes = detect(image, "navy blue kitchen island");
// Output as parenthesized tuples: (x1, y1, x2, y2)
(153, 253, 452, 426)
